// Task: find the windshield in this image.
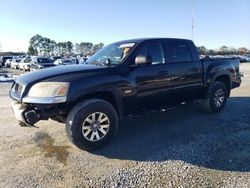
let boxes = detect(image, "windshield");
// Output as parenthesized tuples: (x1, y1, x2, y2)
(86, 42, 136, 66)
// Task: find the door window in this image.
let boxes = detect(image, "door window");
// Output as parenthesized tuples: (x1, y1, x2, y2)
(136, 42, 164, 65)
(170, 42, 192, 63)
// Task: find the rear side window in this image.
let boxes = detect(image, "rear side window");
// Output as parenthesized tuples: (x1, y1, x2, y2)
(136, 42, 164, 65)
(170, 42, 192, 63)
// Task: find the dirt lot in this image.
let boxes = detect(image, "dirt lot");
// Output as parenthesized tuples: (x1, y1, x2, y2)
(0, 65, 250, 188)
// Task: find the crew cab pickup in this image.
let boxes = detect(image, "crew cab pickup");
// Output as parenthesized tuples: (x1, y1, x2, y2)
(10, 38, 241, 151)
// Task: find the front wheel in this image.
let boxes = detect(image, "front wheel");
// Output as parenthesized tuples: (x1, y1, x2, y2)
(201, 81, 228, 113)
(66, 99, 119, 151)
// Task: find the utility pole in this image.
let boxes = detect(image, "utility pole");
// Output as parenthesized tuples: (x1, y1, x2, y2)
(192, 0, 195, 40)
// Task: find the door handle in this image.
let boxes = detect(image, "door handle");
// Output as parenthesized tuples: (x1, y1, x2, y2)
(180, 77, 187, 81)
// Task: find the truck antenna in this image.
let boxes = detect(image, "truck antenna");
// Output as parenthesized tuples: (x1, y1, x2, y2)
(192, 0, 195, 40)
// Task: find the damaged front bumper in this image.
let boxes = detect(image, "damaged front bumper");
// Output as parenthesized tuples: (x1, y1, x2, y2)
(11, 99, 70, 126)
(11, 101, 40, 126)
(10, 82, 68, 126)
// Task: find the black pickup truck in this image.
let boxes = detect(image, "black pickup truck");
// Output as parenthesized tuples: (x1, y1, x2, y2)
(10, 38, 241, 151)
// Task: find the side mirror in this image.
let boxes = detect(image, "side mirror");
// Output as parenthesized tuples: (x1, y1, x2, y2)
(105, 58, 111, 66)
(135, 55, 152, 66)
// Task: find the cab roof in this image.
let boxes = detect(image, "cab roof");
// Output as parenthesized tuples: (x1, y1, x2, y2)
(115, 38, 193, 44)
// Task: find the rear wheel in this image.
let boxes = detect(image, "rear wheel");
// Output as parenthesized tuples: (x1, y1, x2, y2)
(201, 81, 228, 113)
(66, 99, 119, 151)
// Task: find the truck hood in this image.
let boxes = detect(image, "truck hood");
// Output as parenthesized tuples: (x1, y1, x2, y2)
(15, 64, 105, 86)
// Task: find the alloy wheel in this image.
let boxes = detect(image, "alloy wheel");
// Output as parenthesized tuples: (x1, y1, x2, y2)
(82, 112, 110, 142)
(213, 89, 225, 108)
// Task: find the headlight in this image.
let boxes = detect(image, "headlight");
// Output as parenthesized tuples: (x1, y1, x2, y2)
(23, 82, 70, 104)
(28, 82, 70, 97)
(28, 82, 69, 97)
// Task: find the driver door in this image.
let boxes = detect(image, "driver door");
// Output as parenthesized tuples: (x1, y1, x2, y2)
(128, 40, 173, 112)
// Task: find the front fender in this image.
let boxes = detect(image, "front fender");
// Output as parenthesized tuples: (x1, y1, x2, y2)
(66, 75, 131, 119)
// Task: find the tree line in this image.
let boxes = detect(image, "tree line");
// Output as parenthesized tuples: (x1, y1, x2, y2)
(27, 34, 104, 56)
(2, 36, 250, 56)
(197, 46, 250, 56)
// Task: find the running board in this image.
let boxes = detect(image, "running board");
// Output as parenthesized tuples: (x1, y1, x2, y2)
(126, 100, 199, 119)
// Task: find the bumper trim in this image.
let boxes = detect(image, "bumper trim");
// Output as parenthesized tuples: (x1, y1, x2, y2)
(11, 101, 26, 124)
(11, 101, 40, 126)
(22, 96, 67, 104)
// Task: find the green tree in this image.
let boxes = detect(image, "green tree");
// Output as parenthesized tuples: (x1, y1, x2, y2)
(28, 34, 105, 56)
(29, 34, 57, 55)
(74, 43, 81, 55)
(228, 47, 236, 54)
(197, 46, 206, 55)
(27, 45, 37, 55)
(56, 42, 66, 55)
(238, 47, 248, 55)
(207, 49, 216, 56)
(80, 42, 93, 55)
(92, 43, 104, 54)
(29, 34, 43, 50)
(220, 46, 228, 55)
(65, 41, 73, 54)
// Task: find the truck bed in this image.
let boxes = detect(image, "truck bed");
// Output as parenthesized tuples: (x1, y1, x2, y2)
(201, 58, 241, 89)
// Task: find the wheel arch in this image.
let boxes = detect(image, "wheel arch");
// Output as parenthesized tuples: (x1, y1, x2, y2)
(204, 72, 232, 98)
(74, 91, 124, 119)
(212, 74, 231, 97)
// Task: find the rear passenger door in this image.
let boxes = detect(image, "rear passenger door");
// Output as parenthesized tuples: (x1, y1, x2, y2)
(166, 41, 203, 101)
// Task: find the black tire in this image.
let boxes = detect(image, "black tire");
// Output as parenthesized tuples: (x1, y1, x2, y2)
(66, 99, 119, 151)
(201, 81, 228, 113)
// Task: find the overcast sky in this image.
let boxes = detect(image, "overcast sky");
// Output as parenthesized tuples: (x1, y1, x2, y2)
(0, 0, 250, 52)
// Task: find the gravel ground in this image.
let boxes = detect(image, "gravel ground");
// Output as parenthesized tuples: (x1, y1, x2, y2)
(0, 65, 250, 187)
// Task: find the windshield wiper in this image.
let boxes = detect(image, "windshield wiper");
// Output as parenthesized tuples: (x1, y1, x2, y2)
(88, 58, 112, 67)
